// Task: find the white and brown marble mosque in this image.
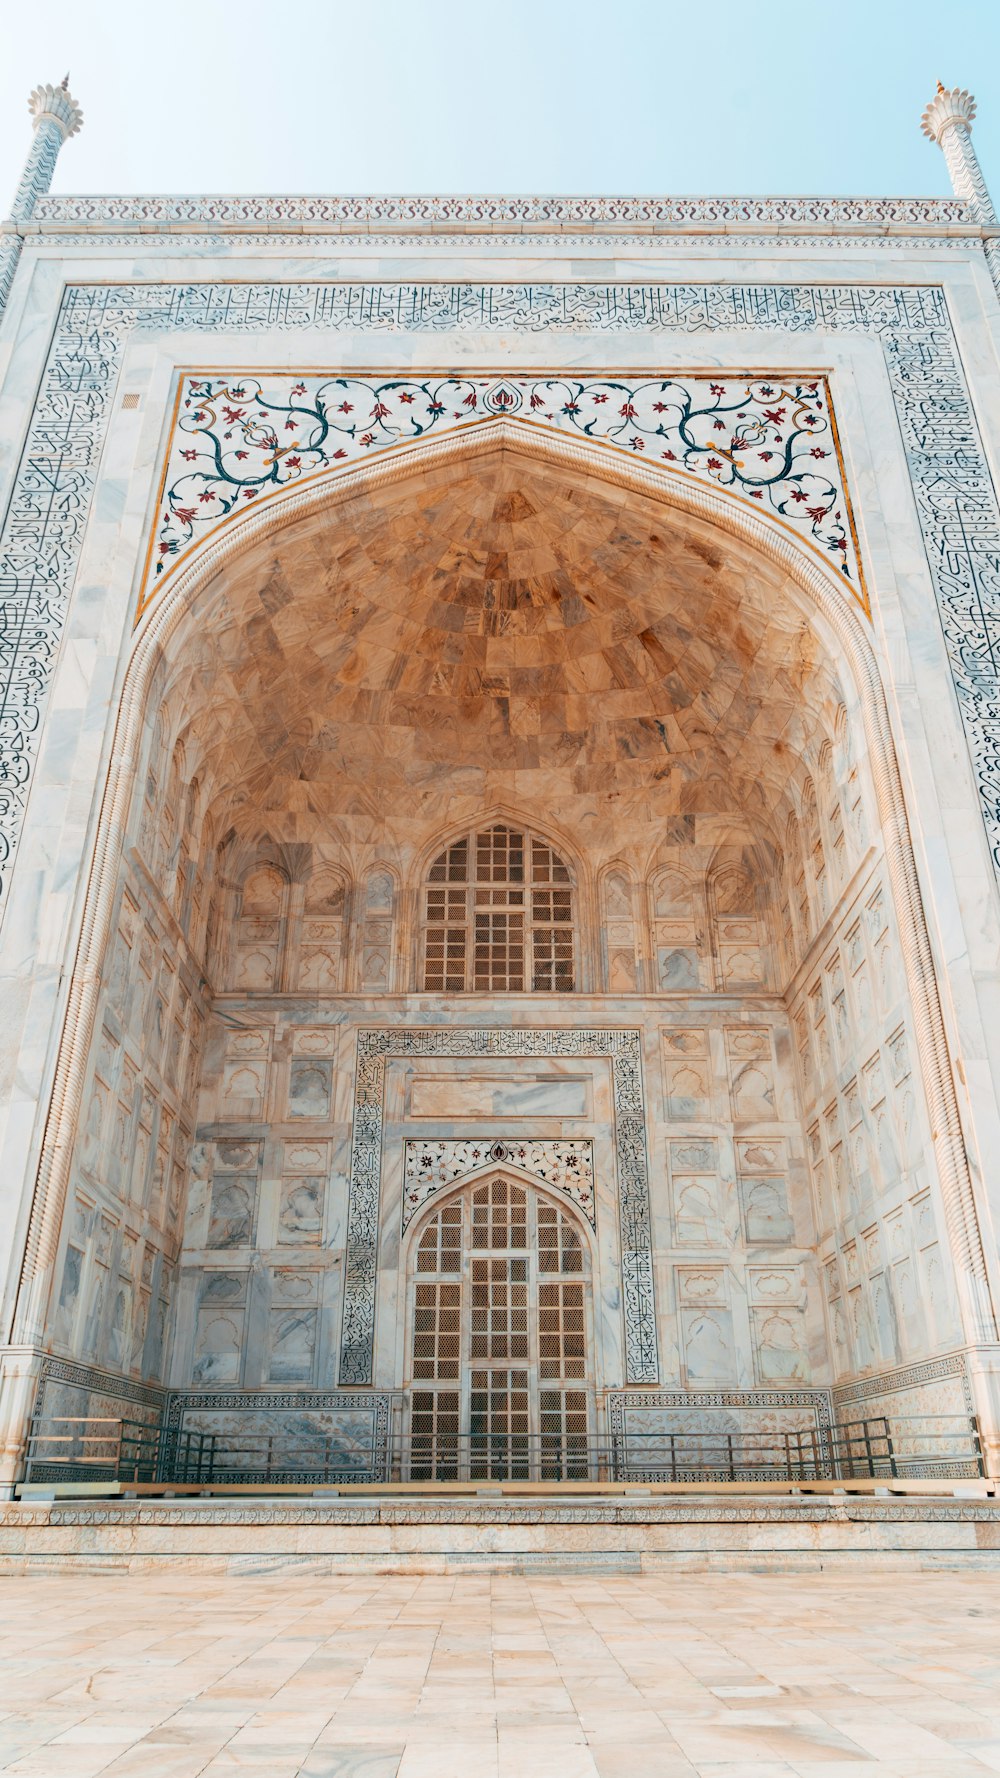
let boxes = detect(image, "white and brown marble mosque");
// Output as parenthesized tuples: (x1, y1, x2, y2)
(1, 77, 1000, 1513)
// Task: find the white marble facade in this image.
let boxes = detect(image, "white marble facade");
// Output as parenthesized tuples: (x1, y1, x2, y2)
(2, 87, 1000, 1489)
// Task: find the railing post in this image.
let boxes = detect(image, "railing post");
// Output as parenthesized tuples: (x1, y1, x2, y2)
(972, 1414, 986, 1478)
(23, 1415, 37, 1484)
(885, 1420, 898, 1479)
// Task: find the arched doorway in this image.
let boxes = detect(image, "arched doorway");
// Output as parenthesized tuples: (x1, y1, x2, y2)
(8, 427, 996, 1488)
(408, 1174, 592, 1481)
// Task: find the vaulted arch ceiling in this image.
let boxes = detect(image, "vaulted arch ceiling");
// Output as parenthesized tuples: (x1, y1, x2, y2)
(155, 447, 848, 869)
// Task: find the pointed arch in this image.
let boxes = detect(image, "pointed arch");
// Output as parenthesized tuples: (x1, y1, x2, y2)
(404, 1158, 597, 1262)
(598, 861, 640, 994)
(405, 1168, 594, 1480)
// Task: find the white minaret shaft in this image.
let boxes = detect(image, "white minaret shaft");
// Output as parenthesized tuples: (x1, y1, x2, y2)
(0, 77, 83, 315)
(11, 78, 85, 217)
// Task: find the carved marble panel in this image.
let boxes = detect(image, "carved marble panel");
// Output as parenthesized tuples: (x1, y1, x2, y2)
(607, 1386, 830, 1481)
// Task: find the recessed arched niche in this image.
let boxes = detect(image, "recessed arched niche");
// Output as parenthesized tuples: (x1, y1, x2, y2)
(28, 437, 972, 1473)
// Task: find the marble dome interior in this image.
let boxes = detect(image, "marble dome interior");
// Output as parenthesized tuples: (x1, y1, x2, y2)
(153, 449, 846, 903)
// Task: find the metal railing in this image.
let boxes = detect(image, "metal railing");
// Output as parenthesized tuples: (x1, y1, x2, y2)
(385, 1416, 985, 1483)
(22, 1415, 215, 1485)
(19, 1411, 986, 1487)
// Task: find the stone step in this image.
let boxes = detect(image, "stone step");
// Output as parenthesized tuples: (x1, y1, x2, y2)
(3, 1492, 1000, 1575)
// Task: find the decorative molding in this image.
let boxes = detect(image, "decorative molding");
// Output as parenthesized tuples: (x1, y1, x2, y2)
(29, 194, 974, 230)
(35, 1354, 167, 1413)
(608, 1387, 832, 1427)
(831, 1351, 972, 1411)
(4, 1498, 999, 1529)
(344, 1028, 656, 1388)
(144, 370, 862, 620)
(11, 229, 990, 255)
(7, 1498, 1000, 1531)
(4, 280, 1000, 924)
(402, 1138, 596, 1231)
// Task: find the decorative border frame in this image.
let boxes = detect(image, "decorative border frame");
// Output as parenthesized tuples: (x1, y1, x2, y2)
(344, 1028, 655, 1387)
(163, 1388, 394, 1484)
(607, 1386, 833, 1482)
(30, 194, 973, 228)
(3, 280, 1000, 920)
(35, 1353, 167, 1412)
(831, 1353, 978, 1480)
(608, 1386, 833, 1426)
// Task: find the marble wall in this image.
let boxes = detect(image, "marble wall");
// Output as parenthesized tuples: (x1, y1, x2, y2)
(48, 824, 208, 1389)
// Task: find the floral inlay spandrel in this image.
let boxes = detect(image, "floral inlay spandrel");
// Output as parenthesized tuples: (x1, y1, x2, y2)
(145, 372, 864, 617)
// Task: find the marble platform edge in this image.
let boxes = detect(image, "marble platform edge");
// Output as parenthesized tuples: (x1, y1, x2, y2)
(2, 1549, 1000, 1575)
(4, 1495, 1000, 1524)
(4, 1495, 1000, 1572)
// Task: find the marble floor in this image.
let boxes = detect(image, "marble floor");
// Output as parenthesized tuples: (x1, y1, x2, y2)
(1, 1571, 1000, 1777)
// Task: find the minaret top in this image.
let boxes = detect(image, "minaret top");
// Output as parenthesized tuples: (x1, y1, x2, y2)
(921, 85, 977, 144)
(27, 78, 83, 142)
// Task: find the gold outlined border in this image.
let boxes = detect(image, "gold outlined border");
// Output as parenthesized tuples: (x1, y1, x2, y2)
(137, 366, 869, 623)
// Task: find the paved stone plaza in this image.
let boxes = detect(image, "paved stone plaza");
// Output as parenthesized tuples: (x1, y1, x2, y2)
(0, 1570, 999, 1776)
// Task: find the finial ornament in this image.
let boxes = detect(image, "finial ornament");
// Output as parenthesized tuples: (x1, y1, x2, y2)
(27, 78, 83, 141)
(921, 85, 977, 144)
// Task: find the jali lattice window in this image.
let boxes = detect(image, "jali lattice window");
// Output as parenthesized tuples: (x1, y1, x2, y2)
(423, 824, 574, 992)
(409, 1176, 590, 1480)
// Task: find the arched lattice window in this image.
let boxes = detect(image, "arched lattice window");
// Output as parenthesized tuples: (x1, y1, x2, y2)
(422, 824, 574, 992)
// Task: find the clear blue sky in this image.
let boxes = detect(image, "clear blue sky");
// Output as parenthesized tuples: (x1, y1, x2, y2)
(1, 0, 999, 199)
